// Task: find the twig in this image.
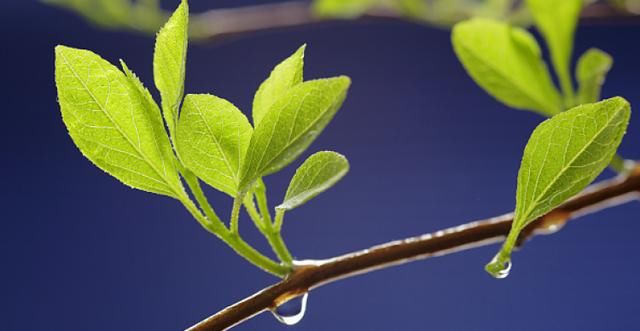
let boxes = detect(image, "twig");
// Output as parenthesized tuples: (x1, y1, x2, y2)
(187, 165, 640, 330)
(189, 1, 640, 40)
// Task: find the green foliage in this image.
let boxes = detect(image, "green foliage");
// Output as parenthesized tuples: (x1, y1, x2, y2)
(526, 0, 582, 104)
(313, 0, 379, 18)
(240, 77, 351, 192)
(54, 0, 350, 278)
(278, 151, 350, 211)
(176, 94, 253, 197)
(486, 97, 631, 278)
(44, 0, 167, 35)
(55, 46, 183, 198)
(576, 48, 613, 105)
(253, 45, 306, 126)
(452, 18, 562, 116)
(153, 0, 188, 140)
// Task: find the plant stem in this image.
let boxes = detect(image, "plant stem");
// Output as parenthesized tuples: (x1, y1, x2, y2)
(244, 195, 294, 265)
(609, 154, 629, 174)
(182, 169, 222, 224)
(187, 164, 640, 331)
(223, 235, 291, 278)
(265, 230, 293, 266)
(243, 196, 266, 232)
(178, 191, 287, 277)
(254, 180, 272, 225)
(265, 209, 293, 265)
(230, 197, 242, 235)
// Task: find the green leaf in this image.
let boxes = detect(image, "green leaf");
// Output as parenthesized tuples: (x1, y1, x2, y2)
(153, 0, 188, 139)
(253, 45, 306, 126)
(240, 76, 351, 192)
(452, 18, 562, 116)
(486, 97, 631, 278)
(313, 0, 379, 18)
(576, 48, 613, 104)
(55, 45, 183, 198)
(176, 94, 253, 197)
(277, 151, 350, 211)
(526, 0, 582, 102)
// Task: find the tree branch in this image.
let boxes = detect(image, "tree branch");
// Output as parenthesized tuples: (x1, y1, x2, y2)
(189, 1, 640, 40)
(186, 164, 640, 330)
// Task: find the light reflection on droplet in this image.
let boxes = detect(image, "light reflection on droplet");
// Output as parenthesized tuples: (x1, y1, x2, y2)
(486, 254, 512, 279)
(271, 293, 308, 326)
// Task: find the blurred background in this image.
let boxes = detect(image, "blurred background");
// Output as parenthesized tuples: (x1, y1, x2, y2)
(2, 0, 640, 330)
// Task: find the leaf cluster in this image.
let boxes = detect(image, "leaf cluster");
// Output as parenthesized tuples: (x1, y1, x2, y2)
(54, 0, 351, 277)
(451, 0, 631, 277)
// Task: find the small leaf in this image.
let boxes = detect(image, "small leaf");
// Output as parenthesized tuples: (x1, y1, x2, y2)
(153, 0, 188, 138)
(576, 48, 613, 104)
(176, 94, 253, 197)
(313, 0, 379, 18)
(253, 45, 305, 126)
(277, 151, 349, 211)
(240, 77, 351, 192)
(526, 0, 582, 101)
(452, 18, 562, 116)
(486, 97, 631, 277)
(55, 45, 183, 198)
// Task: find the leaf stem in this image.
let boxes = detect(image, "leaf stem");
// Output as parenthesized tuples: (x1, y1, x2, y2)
(182, 169, 222, 224)
(609, 154, 630, 174)
(244, 195, 294, 265)
(559, 71, 576, 109)
(178, 190, 287, 277)
(254, 180, 273, 225)
(265, 229, 293, 266)
(223, 234, 291, 277)
(230, 197, 242, 235)
(243, 195, 267, 232)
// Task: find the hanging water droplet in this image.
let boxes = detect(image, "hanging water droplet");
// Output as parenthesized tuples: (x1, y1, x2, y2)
(271, 293, 308, 326)
(485, 253, 512, 279)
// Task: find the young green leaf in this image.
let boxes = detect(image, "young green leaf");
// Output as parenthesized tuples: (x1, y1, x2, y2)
(176, 94, 253, 197)
(253, 45, 305, 126)
(55, 45, 183, 198)
(153, 0, 188, 138)
(277, 151, 349, 211)
(526, 0, 582, 102)
(486, 97, 631, 278)
(452, 18, 562, 117)
(313, 0, 379, 18)
(240, 77, 351, 192)
(576, 48, 613, 105)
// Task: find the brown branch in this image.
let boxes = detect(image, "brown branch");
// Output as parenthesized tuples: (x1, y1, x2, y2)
(189, 1, 640, 40)
(187, 165, 640, 331)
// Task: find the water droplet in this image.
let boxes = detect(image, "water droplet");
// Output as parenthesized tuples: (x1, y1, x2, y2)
(486, 254, 512, 279)
(271, 293, 308, 326)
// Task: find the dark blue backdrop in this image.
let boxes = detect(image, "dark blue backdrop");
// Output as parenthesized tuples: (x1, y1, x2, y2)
(3, 1, 639, 330)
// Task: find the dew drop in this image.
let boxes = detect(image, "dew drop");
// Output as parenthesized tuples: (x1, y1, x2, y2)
(486, 254, 512, 279)
(271, 293, 308, 326)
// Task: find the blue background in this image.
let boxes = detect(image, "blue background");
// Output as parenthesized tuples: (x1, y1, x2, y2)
(3, 1, 640, 330)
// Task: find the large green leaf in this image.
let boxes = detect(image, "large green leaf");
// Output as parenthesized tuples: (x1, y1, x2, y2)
(240, 77, 351, 192)
(153, 0, 188, 138)
(176, 94, 253, 197)
(253, 45, 305, 126)
(486, 97, 631, 278)
(526, 0, 582, 101)
(55, 45, 183, 198)
(277, 151, 349, 211)
(576, 48, 613, 104)
(452, 18, 562, 116)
